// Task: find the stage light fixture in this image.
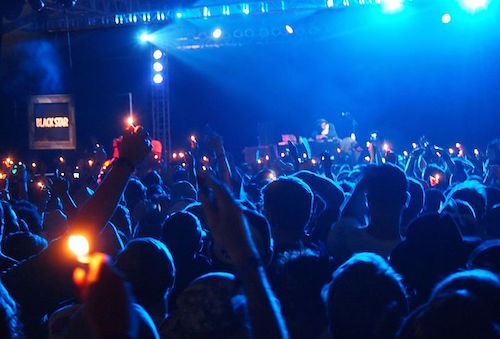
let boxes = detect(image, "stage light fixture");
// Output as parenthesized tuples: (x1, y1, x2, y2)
(153, 73, 164, 84)
(140, 32, 155, 43)
(153, 49, 163, 59)
(285, 25, 294, 34)
(461, 0, 489, 12)
(382, 0, 403, 13)
(153, 62, 163, 72)
(212, 28, 223, 39)
(442, 13, 451, 23)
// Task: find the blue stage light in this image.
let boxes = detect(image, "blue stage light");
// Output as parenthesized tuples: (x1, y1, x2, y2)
(461, 0, 489, 12)
(153, 73, 164, 84)
(242, 3, 250, 15)
(153, 62, 163, 72)
(285, 24, 294, 34)
(176, 12, 182, 19)
(140, 32, 154, 43)
(212, 28, 222, 39)
(442, 13, 451, 23)
(382, 0, 403, 13)
(153, 49, 163, 60)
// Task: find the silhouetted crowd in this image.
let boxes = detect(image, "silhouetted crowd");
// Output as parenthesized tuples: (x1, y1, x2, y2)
(0, 126, 500, 338)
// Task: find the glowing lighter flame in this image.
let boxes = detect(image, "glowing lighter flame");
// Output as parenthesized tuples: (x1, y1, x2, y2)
(68, 235, 90, 258)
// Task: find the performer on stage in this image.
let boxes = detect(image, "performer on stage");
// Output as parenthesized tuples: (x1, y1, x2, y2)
(315, 118, 338, 141)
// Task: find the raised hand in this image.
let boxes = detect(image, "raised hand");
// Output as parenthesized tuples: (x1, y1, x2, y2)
(119, 125, 152, 166)
(198, 173, 258, 265)
(73, 253, 137, 338)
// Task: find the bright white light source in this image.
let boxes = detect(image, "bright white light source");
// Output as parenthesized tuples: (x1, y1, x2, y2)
(442, 13, 451, 24)
(176, 12, 182, 19)
(153, 62, 163, 72)
(212, 28, 222, 39)
(382, 0, 403, 13)
(153, 49, 163, 60)
(285, 25, 294, 34)
(461, 0, 489, 12)
(153, 73, 164, 84)
(68, 235, 90, 257)
(140, 32, 154, 43)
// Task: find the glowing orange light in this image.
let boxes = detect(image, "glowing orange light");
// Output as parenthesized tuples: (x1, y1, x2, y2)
(172, 153, 178, 159)
(88, 159, 94, 167)
(179, 152, 185, 159)
(0, 173, 6, 180)
(37, 181, 44, 189)
(202, 155, 209, 162)
(59, 157, 64, 163)
(31, 162, 37, 168)
(60, 172, 65, 177)
(268, 172, 277, 181)
(430, 174, 440, 187)
(68, 235, 90, 260)
(127, 116, 134, 126)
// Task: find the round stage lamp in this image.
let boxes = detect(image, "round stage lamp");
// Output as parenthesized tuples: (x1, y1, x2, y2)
(442, 13, 451, 24)
(153, 62, 163, 72)
(153, 73, 164, 84)
(153, 49, 163, 60)
(212, 28, 222, 39)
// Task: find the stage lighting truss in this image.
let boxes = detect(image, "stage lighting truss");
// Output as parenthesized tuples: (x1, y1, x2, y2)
(151, 48, 170, 159)
(22, 0, 407, 33)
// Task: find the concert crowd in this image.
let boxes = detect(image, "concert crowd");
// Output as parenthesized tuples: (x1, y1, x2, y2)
(0, 125, 499, 339)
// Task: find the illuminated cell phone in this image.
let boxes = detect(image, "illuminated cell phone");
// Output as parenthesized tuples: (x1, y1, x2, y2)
(73, 173, 80, 179)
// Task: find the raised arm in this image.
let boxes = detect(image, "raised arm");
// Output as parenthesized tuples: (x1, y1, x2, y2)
(71, 126, 151, 240)
(198, 173, 289, 339)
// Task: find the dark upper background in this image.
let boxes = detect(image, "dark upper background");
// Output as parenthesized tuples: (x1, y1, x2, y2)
(1, 2, 499, 161)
